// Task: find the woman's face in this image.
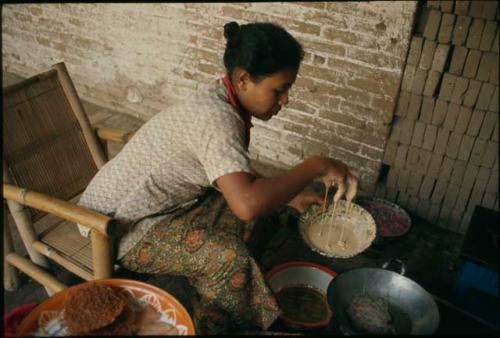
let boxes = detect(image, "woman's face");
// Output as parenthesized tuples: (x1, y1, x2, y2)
(235, 68, 298, 121)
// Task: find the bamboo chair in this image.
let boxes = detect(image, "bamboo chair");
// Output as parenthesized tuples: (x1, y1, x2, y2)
(3, 62, 135, 295)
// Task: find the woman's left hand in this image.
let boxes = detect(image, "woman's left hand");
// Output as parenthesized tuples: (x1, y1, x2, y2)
(287, 191, 324, 214)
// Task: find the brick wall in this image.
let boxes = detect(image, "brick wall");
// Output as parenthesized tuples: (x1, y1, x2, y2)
(2, 2, 417, 193)
(378, 0, 499, 234)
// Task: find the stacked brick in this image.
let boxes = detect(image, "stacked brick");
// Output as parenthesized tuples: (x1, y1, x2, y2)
(378, 0, 499, 234)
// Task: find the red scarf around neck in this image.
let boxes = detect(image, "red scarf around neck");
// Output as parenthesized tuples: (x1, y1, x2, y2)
(222, 73, 253, 149)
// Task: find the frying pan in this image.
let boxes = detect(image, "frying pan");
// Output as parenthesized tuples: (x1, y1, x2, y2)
(326, 260, 440, 335)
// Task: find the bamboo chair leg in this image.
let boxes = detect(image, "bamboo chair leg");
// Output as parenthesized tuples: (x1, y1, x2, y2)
(6, 253, 65, 294)
(5, 200, 50, 269)
(4, 203, 19, 291)
(91, 231, 113, 279)
(4, 203, 56, 296)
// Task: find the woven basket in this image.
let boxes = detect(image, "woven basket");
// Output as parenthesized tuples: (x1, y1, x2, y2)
(299, 200, 376, 258)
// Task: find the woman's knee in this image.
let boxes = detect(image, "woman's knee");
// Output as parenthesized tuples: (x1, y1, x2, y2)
(191, 236, 250, 288)
(205, 235, 249, 268)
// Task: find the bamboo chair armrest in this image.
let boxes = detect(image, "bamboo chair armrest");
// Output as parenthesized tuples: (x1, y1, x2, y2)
(94, 126, 135, 144)
(3, 183, 117, 237)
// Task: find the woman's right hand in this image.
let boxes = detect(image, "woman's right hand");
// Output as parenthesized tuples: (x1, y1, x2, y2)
(321, 157, 359, 203)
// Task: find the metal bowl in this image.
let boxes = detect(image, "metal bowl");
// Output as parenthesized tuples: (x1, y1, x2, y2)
(326, 264, 440, 335)
(265, 261, 337, 329)
(299, 200, 376, 258)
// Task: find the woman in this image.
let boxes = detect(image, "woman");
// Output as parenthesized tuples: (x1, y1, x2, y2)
(77, 21, 358, 334)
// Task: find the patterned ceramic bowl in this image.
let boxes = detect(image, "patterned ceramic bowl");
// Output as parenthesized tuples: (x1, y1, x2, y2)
(299, 200, 376, 258)
(15, 279, 196, 336)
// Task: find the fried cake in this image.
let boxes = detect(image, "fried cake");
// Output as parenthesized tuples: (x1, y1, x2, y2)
(63, 282, 178, 335)
(346, 294, 396, 334)
(88, 299, 138, 336)
(63, 282, 127, 334)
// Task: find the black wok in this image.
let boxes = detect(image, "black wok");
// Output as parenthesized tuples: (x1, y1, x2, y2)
(326, 260, 440, 335)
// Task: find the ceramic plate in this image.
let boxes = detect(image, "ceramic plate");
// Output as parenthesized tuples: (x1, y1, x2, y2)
(15, 279, 195, 336)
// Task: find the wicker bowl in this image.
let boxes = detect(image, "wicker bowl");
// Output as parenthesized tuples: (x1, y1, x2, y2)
(299, 200, 376, 258)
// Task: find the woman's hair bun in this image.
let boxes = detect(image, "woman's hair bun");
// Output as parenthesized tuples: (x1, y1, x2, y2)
(224, 21, 240, 41)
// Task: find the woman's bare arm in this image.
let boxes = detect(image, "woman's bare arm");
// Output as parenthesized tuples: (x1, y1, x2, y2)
(216, 155, 352, 221)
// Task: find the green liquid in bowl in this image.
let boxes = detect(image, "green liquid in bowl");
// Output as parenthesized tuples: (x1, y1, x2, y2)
(275, 285, 331, 324)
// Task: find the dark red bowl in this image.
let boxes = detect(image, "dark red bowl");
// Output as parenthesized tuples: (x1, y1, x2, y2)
(356, 197, 412, 238)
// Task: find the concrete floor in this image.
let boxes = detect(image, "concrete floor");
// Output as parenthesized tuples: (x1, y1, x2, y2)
(3, 71, 498, 334)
